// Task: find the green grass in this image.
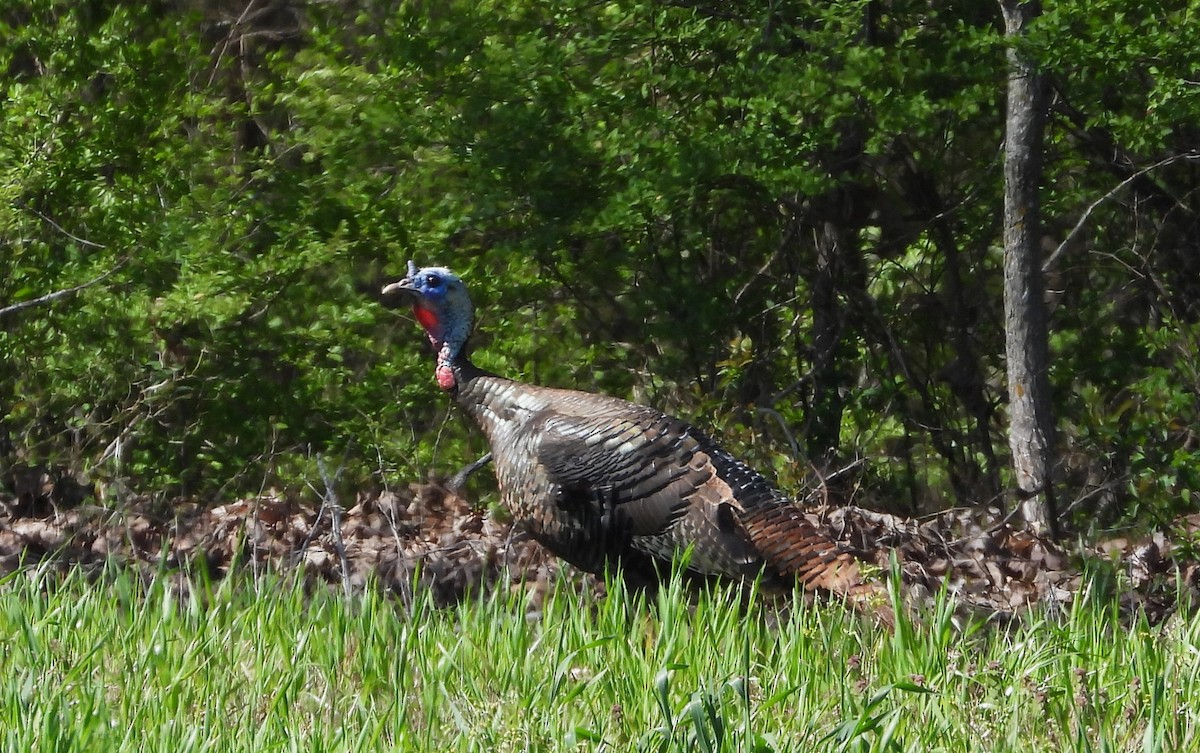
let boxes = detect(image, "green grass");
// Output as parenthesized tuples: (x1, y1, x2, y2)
(1, 564, 1196, 752)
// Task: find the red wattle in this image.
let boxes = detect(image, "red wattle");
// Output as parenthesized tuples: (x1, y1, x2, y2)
(413, 306, 439, 332)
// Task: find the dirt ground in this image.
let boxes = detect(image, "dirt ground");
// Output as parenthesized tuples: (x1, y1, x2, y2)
(2, 474, 1197, 624)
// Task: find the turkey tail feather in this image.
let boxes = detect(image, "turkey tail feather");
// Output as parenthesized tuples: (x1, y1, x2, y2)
(731, 502, 895, 625)
(729, 503, 859, 591)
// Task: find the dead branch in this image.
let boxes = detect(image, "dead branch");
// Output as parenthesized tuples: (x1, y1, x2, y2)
(314, 453, 353, 603)
(1043, 151, 1200, 273)
(0, 257, 128, 319)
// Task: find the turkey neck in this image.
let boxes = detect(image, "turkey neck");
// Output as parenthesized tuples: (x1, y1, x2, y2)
(446, 354, 534, 442)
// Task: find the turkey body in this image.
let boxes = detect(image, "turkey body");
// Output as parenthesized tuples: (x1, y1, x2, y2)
(383, 263, 878, 605)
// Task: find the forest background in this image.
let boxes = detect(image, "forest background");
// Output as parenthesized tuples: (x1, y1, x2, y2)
(3, 0, 1199, 537)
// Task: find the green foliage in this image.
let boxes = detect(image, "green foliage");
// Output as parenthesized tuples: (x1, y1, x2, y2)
(2, 0, 1199, 525)
(1, 1, 437, 491)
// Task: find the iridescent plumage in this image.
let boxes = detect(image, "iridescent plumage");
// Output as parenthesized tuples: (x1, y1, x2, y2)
(383, 263, 888, 617)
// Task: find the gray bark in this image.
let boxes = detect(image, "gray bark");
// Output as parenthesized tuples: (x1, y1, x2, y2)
(1000, 0, 1059, 538)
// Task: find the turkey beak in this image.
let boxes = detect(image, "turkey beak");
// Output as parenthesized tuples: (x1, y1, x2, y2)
(380, 277, 420, 307)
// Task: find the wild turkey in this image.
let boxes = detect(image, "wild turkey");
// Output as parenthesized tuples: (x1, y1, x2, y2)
(382, 261, 890, 619)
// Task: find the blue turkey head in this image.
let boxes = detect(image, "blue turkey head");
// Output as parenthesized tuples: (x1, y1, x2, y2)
(383, 262, 475, 382)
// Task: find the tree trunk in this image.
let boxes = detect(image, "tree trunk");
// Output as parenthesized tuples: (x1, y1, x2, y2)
(806, 220, 846, 464)
(1000, 0, 1059, 538)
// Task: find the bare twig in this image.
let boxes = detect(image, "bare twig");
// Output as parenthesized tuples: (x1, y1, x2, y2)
(375, 447, 415, 609)
(1043, 151, 1200, 273)
(295, 499, 325, 565)
(249, 429, 281, 588)
(733, 247, 782, 306)
(0, 257, 128, 319)
(17, 201, 107, 249)
(208, 0, 259, 88)
(821, 456, 867, 483)
(802, 457, 866, 507)
(1057, 478, 1126, 519)
(754, 407, 799, 458)
(314, 453, 353, 603)
(767, 370, 813, 406)
(946, 502, 1025, 548)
